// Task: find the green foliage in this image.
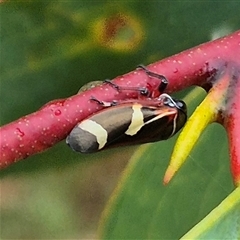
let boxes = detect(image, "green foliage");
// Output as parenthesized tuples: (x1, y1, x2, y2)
(99, 92, 235, 239)
(1, 1, 240, 239)
(182, 187, 240, 239)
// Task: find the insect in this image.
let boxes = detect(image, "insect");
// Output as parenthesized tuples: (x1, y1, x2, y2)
(66, 94, 187, 153)
(78, 65, 168, 98)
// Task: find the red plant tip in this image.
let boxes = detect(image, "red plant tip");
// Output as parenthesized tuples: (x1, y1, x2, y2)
(227, 114, 240, 187)
(224, 70, 240, 186)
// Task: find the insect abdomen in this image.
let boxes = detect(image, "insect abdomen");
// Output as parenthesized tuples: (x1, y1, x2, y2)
(66, 103, 183, 153)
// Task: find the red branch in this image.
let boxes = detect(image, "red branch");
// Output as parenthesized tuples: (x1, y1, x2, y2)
(1, 30, 240, 168)
(224, 70, 240, 185)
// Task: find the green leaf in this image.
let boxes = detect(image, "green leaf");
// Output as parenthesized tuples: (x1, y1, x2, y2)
(1, 1, 240, 239)
(181, 187, 240, 239)
(99, 91, 235, 239)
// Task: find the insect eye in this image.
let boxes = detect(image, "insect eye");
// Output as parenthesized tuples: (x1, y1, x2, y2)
(159, 94, 187, 113)
(175, 100, 187, 112)
(160, 94, 175, 107)
(163, 98, 175, 107)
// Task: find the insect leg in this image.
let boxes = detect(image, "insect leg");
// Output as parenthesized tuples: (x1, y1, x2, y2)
(103, 79, 149, 96)
(90, 96, 118, 107)
(137, 65, 168, 92)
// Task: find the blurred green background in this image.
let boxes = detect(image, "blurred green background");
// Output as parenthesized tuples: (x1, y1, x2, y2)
(1, 1, 240, 239)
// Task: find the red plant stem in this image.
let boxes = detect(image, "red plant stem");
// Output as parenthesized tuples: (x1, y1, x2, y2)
(1, 30, 240, 168)
(225, 71, 240, 186)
